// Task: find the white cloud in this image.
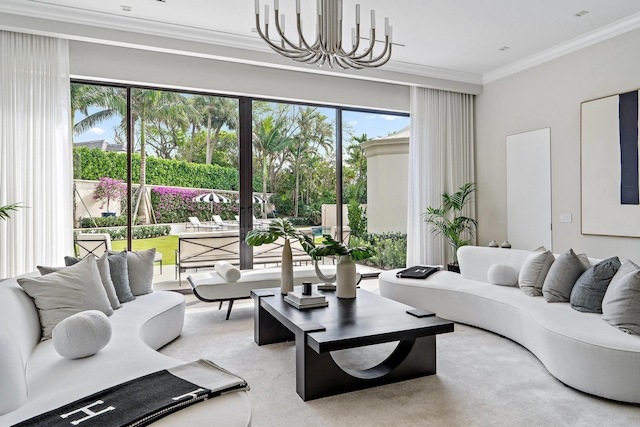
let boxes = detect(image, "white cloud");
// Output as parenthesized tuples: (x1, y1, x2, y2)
(382, 115, 399, 121)
(90, 127, 106, 135)
(364, 115, 376, 120)
(349, 120, 358, 127)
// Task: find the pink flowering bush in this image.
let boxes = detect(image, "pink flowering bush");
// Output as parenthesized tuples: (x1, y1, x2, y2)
(151, 187, 239, 224)
(93, 177, 126, 212)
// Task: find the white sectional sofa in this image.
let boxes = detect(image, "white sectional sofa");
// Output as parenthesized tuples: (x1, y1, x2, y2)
(0, 273, 252, 426)
(379, 246, 640, 404)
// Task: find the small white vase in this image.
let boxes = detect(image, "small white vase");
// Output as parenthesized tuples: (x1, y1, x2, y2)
(336, 255, 357, 299)
(280, 239, 294, 295)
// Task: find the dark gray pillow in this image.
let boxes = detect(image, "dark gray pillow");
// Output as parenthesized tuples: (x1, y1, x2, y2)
(602, 260, 640, 335)
(542, 249, 590, 303)
(107, 251, 135, 303)
(570, 257, 621, 313)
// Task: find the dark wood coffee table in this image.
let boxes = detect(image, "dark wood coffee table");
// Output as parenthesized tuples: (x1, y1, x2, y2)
(251, 287, 454, 400)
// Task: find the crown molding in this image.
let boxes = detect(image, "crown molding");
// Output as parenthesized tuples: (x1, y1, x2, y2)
(0, 0, 483, 87)
(483, 12, 640, 84)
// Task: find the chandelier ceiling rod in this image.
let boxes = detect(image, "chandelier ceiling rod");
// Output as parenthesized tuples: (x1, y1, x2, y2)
(254, 0, 393, 69)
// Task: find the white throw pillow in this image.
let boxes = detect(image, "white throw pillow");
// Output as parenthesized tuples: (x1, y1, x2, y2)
(53, 310, 112, 359)
(487, 264, 518, 286)
(215, 261, 242, 282)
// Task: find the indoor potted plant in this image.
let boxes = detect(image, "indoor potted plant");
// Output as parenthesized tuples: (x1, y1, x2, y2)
(0, 202, 25, 221)
(93, 177, 126, 217)
(309, 235, 373, 299)
(422, 182, 477, 273)
(245, 218, 315, 295)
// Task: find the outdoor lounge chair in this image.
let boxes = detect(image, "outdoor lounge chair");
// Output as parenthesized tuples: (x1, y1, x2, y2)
(234, 215, 264, 229)
(75, 232, 163, 273)
(212, 215, 238, 230)
(187, 216, 221, 232)
(75, 233, 112, 258)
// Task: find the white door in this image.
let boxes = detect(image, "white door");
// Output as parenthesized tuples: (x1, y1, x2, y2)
(506, 128, 552, 250)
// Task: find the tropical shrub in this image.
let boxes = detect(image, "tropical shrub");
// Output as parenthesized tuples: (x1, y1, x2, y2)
(350, 232, 407, 269)
(80, 215, 129, 228)
(286, 217, 314, 226)
(76, 225, 170, 241)
(347, 199, 367, 237)
(150, 187, 239, 223)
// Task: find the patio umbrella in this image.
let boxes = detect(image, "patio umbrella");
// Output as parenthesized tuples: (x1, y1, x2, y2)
(251, 195, 267, 204)
(193, 192, 231, 204)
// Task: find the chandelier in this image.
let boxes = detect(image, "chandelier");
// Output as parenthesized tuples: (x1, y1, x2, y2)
(254, 0, 393, 69)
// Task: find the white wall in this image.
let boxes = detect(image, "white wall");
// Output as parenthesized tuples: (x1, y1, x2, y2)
(476, 28, 640, 260)
(68, 41, 411, 113)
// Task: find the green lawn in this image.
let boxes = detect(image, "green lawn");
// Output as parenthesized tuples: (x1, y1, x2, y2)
(111, 235, 178, 265)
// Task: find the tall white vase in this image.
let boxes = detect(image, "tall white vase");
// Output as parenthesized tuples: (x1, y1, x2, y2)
(280, 239, 294, 295)
(336, 255, 357, 299)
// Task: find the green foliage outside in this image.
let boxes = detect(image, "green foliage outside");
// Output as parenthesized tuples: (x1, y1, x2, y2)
(76, 225, 170, 241)
(80, 215, 129, 228)
(347, 199, 367, 237)
(350, 232, 407, 269)
(74, 147, 241, 191)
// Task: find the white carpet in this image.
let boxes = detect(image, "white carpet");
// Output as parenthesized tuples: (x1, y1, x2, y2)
(160, 301, 640, 427)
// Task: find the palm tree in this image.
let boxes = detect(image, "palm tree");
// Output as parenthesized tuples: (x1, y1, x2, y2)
(71, 84, 126, 136)
(252, 116, 295, 218)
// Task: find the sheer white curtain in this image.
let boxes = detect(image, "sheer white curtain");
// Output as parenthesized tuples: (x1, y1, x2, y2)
(406, 87, 475, 267)
(0, 31, 73, 277)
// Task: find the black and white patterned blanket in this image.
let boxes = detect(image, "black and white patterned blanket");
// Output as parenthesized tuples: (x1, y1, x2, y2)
(13, 360, 248, 427)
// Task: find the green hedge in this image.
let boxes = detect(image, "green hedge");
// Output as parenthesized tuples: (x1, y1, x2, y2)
(80, 215, 128, 228)
(74, 147, 240, 190)
(76, 225, 170, 241)
(350, 232, 407, 269)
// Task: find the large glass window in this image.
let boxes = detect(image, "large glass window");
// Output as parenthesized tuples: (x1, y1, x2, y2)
(342, 110, 410, 269)
(71, 81, 408, 287)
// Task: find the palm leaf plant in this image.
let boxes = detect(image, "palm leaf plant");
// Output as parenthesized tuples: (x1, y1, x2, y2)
(245, 217, 314, 252)
(309, 235, 373, 261)
(0, 203, 25, 221)
(422, 182, 477, 266)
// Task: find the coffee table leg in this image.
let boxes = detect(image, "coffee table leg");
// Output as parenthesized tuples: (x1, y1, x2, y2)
(296, 334, 437, 401)
(254, 299, 295, 345)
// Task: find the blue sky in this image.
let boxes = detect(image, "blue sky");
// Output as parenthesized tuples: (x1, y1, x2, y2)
(74, 106, 410, 146)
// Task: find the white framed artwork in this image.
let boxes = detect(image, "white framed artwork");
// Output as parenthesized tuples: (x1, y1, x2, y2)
(581, 91, 640, 237)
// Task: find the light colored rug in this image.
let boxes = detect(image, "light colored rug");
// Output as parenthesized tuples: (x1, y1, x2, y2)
(160, 301, 640, 427)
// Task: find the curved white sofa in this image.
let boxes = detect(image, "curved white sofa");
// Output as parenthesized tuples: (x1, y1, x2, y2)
(379, 246, 640, 404)
(0, 273, 252, 426)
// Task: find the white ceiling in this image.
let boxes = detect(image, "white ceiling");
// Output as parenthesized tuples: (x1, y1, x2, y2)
(3, 0, 640, 85)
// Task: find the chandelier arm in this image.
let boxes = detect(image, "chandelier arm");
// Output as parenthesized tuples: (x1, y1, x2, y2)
(274, 13, 308, 53)
(355, 36, 390, 64)
(341, 24, 361, 57)
(351, 28, 378, 60)
(296, 13, 320, 52)
(256, 15, 316, 57)
(351, 42, 393, 67)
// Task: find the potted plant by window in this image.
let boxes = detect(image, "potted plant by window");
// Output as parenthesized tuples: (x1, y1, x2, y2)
(245, 218, 315, 295)
(0, 203, 25, 221)
(309, 235, 373, 299)
(93, 177, 126, 217)
(422, 182, 477, 273)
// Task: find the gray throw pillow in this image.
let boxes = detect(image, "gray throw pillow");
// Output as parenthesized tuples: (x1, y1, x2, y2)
(570, 257, 621, 313)
(36, 265, 64, 275)
(18, 257, 113, 340)
(125, 249, 156, 296)
(64, 254, 122, 310)
(519, 246, 555, 297)
(602, 260, 640, 335)
(542, 249, 590, 303)
(107, 251, 136, 303)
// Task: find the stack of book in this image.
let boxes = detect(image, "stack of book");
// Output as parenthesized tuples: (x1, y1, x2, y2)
(284, 290, 328, 309)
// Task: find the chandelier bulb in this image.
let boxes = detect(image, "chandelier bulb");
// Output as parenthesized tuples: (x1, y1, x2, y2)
(356, 4, 360, 24)
(371, 9, 375, 29)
